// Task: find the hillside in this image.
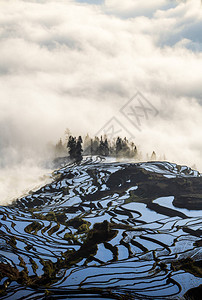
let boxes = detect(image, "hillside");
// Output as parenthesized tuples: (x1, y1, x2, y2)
(0, 157, 201, 299)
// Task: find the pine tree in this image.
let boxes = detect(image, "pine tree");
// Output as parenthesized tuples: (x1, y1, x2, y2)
(116, 137, 122, 156)
(55, 138, 65, 156)
(64, 128, 71, 142)
(122, 137, 130, 157)
(78, 136, 83, 144)
(75, 136, 83, 162)
(151, 151, 156, 161)
(99, 136, 105, 156)
(104, 138, 109, 156)
(83, 134, 91, 155)
(130, 142, 137, 158)
(67, 136, 76, 160)
(91, 136, 99, 155)
(67, 136, 83, 162)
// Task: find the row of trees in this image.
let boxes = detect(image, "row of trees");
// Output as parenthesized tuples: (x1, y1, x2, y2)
(65, 134, 138, 162)
(54, 132, 159, 163)
(83, 135, 137, 158)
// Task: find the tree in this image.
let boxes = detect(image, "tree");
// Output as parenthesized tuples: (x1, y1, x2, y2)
(116, 137, 122, 156)
(91, 136, 99, 155)
(67, 136, 76, 160)
(55, 138, 66, 157)
(83, 134, 91, 155)
(122, 137, 130, 157)
(99, 136, 105, 156)
(104, 138, 109, 156)
(64, 128, 71, 142)
(131, 142, 137, 158)
(90, 139, 93, 156)
(75, 136, 83, 162)
(151, 151, 156, 161)
(67, 136, 83, 162)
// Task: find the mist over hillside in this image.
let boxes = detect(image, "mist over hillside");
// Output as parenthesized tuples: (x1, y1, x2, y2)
(0, 0, 202, 201)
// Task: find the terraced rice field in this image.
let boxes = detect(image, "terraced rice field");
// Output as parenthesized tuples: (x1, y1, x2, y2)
(0, 157, 201, 299)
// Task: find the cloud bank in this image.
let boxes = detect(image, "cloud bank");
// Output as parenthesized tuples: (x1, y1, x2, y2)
(0, 0, 202, 202)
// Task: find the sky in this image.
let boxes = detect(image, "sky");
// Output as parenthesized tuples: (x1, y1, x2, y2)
(0, 0, 202, 202)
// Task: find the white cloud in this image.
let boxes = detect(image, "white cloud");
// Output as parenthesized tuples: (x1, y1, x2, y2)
(0, 0, 202, 202)
(104, 0, 170, 18)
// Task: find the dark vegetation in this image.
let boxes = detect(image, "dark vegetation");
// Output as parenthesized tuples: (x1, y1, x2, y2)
(171, 258, 202, 278)
(67, 135, 83, 162)
(0, 219, 117, 293)
(184, 284, 202, 300)
(85, 164, 202, 212)
(66, 134, 139, 162)
(54, 132, 152, 165)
